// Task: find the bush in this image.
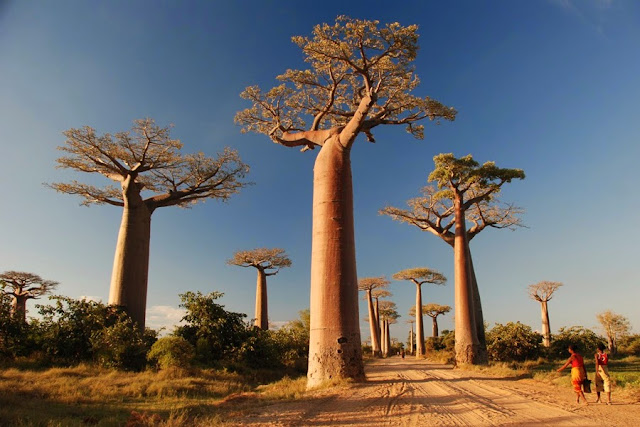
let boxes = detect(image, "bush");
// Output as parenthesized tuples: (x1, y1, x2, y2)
(618, 335, 640, 357)
(426, 337, 446, 352)
(91, 315, 154, 371)
(147, 336, 195, 369)
(549, 326, 603, 360)
(486, 322, 542, 362)
(0, 294, 39, 359)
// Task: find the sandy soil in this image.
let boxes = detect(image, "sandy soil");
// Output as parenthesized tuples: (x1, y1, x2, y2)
(230, 357, 640, 426)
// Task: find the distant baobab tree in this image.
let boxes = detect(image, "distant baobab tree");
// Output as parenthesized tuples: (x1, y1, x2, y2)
(0, 271, 58, 321)
(49, 119, 249, 329)
(382, 154, 524, 365)
(372, 288, 391, 353)
(596, 310, 631, 355)
(227, 248, 291, 330)
(378, 300, 399, 357)
(393, 268, 446, 358)
(528, 281, 563, 347)
(406, 318, 415, 355)
(424, 303, 451, 337)
(358, 276, 390, 357)
(235, 16, 455, 387)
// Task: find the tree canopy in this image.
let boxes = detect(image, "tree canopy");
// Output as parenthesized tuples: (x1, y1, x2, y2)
(0, 271, 58, 301)
(358, 276, 390, 291)
(49, 118, 250, 209)
(528, 281, 563, 303)
(227, 248, 292, 275)
(235, 16, 456, 152)
(392, 268, 446, 286)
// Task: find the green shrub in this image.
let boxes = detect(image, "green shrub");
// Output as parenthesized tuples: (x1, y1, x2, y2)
(549, 326, 603, 360)
(486, 322, 542, 362)
(618, 335, 640, 357)
(147, 336, 195, 369)
(91, 315, 154, 371)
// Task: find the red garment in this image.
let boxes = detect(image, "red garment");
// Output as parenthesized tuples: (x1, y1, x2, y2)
(571, 354, 584, 368)
(596, 352, 609, 365)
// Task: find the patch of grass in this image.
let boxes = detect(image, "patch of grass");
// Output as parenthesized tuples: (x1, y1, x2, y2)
(0, 364, 309, 426)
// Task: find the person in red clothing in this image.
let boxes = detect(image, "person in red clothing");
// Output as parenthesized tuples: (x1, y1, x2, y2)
(594, 343, 612, 404)
(557, 344, 589, 404)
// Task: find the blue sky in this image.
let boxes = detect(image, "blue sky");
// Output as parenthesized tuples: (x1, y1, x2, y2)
(1, 0, 638, 342)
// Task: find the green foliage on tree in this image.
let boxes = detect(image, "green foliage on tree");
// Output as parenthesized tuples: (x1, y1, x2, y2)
(549, 326, 604, 360)
(618, 335, 640, 357)
(486, 322, 542, 362)
(0, 294, 37, 359)
(147, 336, 195, 370)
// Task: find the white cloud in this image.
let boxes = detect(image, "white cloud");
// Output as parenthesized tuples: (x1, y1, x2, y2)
(79, 295, 103, 302)
(146, 305, 186, 334)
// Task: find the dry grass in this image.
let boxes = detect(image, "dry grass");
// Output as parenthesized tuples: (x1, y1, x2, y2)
(0, 364, 307, 426)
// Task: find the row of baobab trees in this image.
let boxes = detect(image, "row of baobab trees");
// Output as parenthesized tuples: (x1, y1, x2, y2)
(16, 17, 532, 388)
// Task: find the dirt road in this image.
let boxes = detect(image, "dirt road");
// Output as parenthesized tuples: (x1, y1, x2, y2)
(233, 358, 640, 426)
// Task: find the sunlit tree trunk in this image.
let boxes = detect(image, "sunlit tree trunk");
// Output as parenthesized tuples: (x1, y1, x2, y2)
(385, 320, 391, 356)
(453, 194, 481, 364)
(108, 178, 152, 330)
(11, 296, 28, 322)
(467, 248, 488, 363)
(374, 298, 381, 350)
(540, 300, 551, 347)
(410, 322, 414, 355)
(432, 316, 439, 338)
(366, 290, 381, 357)
(307, 137, 364, 387)
(415, 284, 425, 358)
(255, 268, 269, 329)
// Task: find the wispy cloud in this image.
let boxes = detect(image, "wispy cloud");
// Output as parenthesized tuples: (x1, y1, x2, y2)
(146, 305, 186, 333)
(548, 0, 614, 35)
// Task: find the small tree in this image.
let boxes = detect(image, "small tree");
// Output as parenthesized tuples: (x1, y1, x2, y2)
(0, 271, 58, 322)
(358, 276, 389, 357)
(49, 119, 249, 329)
(227, 248, 291, 330)
(236, 16, 456, 387)
(423, 303, 451, 338)
(382, 154, 524, 365)
(596, 310, 631, 355)
(549, 326, 603, 360)
(393, 268, 446, 358)
(527, 281, 563, 348)
(486, 322, 542, 362)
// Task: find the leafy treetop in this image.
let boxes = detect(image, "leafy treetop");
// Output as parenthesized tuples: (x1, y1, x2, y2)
(378, 300, 400, 323)
(392, 267, 446, 286)
(0, 271, 58, 300)
(235, 16, 456, 152)
(358, 276, 390, 291)
(528, 281, 563, 303)
(49, 118, 250, 210)
(227, 248, 292, 276)
(371, 289, 392, 300)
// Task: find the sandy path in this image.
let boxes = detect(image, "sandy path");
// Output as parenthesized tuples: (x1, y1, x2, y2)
(232, 358, 639, 426)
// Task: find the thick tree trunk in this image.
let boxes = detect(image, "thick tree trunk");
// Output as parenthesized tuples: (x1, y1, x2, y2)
(415, 284, 425, 358)
(453, 196, 482, 365)
(385, 320, 391, 356)
(381, 319, 388, 356)
(410, 323, 414, 355)
(467, 248, 488, 363)
(608, 336, 616, 355)
(374, 298, 381, 349)
(307, 137, 364, 388)
(108, 179, 152, 331)
(541, 300, 551, 347)
(255, 268, 268, 329)
(367, 290, 381, 357)
(432, 316, 439, 338)
(11, 295, 27, 322)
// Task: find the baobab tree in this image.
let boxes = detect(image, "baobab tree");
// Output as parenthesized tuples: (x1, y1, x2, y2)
(393, 268, 446, 358)
(596, 310, 631, 355)
(424, 303, 451, 338)
(372, 288, 391, 352)
(358, 276, 389, 357)
(382, 154, 524, 364)
(528, 281, 563, 347)
(235, 16, 455, 386)
(227, 248, 291, 330)
(378, 300, 399, 357)
(0, 271, 58, 321)
(49, 119, 249, 329)
(406, 318, 415, 355)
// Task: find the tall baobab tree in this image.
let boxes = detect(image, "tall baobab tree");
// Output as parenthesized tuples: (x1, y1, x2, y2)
(528, 281, 563, 347)
(596, 310, 631, 355)
(372, 288, 391, 353)
(393, 268, 446, 358)
(424, 303, 451, 338)
(382, 154, 524, 364)
(378, 300, 399, 357)
(0, 271, 58, 322)
(49, 119, 249, 329)
(358, 276, 389, 357)
(236, 17, 455, 387)
(227, 248, 291, 330)
(407, 318, 415, 355)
